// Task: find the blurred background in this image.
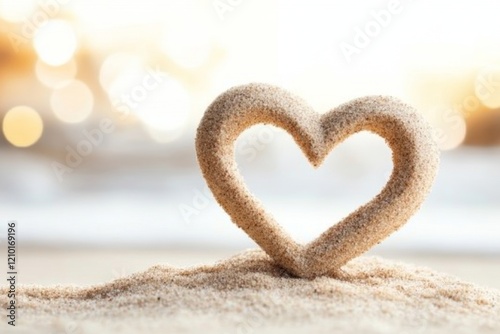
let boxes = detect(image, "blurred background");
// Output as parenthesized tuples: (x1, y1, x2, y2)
(1, 0, 500, 272)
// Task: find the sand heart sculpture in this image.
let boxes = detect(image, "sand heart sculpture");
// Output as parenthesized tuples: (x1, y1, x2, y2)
(196, 83, 439, 278)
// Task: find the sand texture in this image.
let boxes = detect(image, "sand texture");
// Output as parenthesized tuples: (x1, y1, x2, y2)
(196, 83, 439, 278)
(1, 250, 498, 334)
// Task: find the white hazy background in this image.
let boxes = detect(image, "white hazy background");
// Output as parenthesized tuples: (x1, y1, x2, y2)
(0, 0, 499, 253)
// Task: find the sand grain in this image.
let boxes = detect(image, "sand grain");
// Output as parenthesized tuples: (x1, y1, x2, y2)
(1, 250, 499, 334)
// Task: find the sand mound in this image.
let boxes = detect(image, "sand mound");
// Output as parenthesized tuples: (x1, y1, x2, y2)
(1, 250, 499, 334)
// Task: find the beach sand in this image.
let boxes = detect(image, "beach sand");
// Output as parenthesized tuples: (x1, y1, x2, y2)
(1, 248, 499, 334)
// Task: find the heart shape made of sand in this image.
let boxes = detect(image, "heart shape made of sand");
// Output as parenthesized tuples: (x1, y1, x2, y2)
(196, 83, 439, 278)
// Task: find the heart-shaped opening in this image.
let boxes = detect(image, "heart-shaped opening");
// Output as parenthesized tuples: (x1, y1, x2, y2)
(235, 125, 393, 244)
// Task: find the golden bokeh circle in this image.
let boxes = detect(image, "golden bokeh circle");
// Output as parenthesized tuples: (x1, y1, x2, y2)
(2, 106, 44, 148)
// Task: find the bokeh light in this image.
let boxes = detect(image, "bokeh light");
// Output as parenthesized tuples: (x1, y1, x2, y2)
(427, 106, 467, 150)
(135, 75, 190, 142)
(33, 20, 78, 66)
(442, 118, 467, 150)
(2, 106, 44, 147)
(475, 66, 500, 109)
(99, 53, 145, 98)
(35, 59, 77, 89)
(50, 80, 94, 123)
(98, 53, 190, 141)
(0, 0, 37, 22)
